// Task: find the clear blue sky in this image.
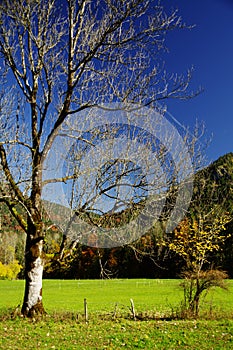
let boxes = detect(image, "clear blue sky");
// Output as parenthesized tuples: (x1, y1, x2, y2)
(161, 0, 233, 162)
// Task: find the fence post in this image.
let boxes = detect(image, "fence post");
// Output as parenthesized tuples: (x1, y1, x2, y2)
(130, 298, 136, 320)
(113, 302, 118, 319)
(84, 298, 88, 323)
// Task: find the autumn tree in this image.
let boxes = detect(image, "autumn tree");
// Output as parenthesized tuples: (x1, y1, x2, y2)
(0, 0, 196, 316)
(164, 172, 232, 316)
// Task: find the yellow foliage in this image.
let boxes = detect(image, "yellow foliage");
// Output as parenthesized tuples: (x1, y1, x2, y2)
(0, 260, 22, 280)
(163, 214, 232, 273)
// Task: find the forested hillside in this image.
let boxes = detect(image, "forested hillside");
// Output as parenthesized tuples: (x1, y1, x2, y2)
(0, 153, 232, 279)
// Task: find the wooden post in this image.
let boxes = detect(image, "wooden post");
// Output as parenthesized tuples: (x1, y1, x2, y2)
(84, 298, 88, 323)
(113, 302, 118, 319)
(130, 298, 136, 320)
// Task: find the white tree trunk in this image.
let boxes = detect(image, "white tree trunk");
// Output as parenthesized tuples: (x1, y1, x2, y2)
(22, 238, 45, 316)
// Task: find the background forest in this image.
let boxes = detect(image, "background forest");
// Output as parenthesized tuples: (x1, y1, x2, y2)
(1, 152, 233, 280)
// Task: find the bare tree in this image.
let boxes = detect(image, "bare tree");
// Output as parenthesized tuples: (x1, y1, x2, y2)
(0, 0, 196, 316)
(42, 106, 194, 250)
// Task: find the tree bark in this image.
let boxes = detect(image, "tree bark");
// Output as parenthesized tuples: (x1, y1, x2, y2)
(21, 235, 45, 317)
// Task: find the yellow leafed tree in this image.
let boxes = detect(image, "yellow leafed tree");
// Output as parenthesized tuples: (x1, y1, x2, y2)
(163, 210, 231, 317)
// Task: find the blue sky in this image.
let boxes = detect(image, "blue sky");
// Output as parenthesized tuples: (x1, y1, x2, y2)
(162, 0, 233, 162)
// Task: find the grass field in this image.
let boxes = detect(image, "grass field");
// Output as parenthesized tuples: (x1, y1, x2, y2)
(0, 279, 233, 349)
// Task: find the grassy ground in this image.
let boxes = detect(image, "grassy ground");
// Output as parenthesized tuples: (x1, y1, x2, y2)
(0, 279, 233, 349)
(0, 279, 183, 316)
(1, 316, 233, 349)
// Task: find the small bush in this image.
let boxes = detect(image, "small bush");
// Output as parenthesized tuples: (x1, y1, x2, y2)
(178, 269, 228, 318)
(0, 260, 22, 280)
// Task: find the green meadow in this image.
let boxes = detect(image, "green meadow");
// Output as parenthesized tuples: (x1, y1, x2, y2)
(0, 279, 233, 349)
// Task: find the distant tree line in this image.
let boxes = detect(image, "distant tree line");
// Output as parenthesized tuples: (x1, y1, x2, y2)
(0, 153, 232, 280)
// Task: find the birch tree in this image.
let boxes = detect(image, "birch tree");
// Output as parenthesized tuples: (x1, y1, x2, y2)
(0, 0, 195, 316)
